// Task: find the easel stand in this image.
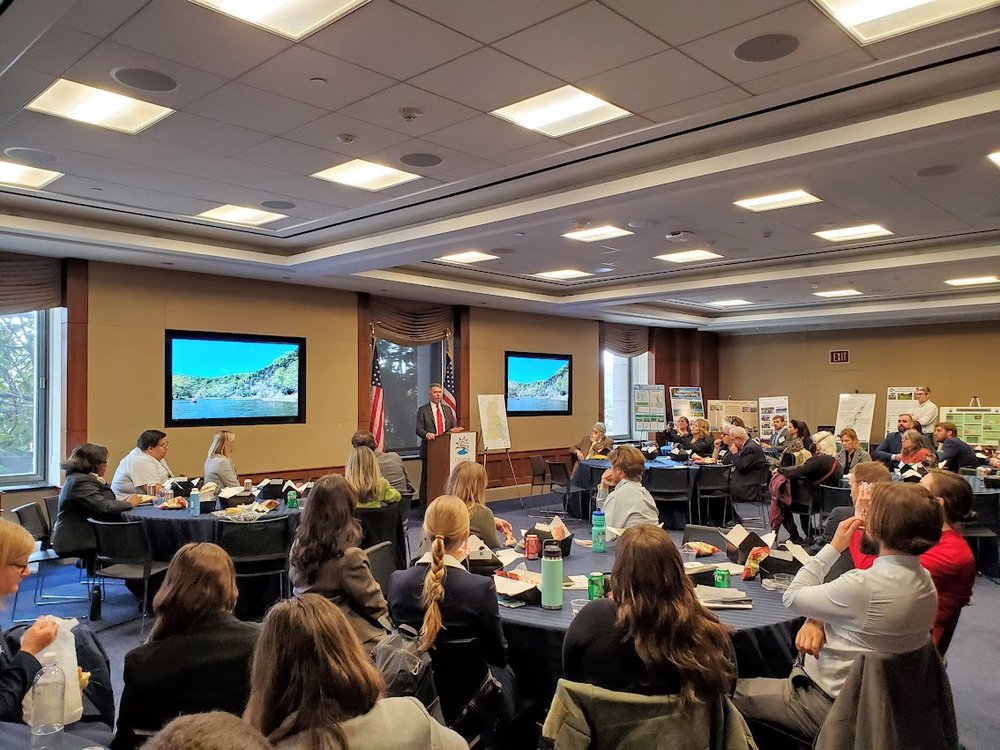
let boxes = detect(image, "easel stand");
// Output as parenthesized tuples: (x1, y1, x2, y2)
(483, 447, 524, 509)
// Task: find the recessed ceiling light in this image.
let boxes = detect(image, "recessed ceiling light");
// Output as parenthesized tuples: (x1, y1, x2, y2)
(436, 251, 499, 264)
(988, 152, 1000, 168)
(535, 269, 593, 280)
(561, 225, 634, 242)
(491, 85, 631, 138)
(944, 275, 1000, 286)
(654, 249, 724, 263)
(196, 205, 286, 226)
(734, 189, 821, 211)
(311, 159, 420, 191)
(813, 224, 893, 241)
(26, 79, 173, 134)
(188, 0, 371, 41)
(813, 289, 864, 298)
(0, 159, 63, 189)
(710, 299, 752, 307)
(810, 0, 1000, 45)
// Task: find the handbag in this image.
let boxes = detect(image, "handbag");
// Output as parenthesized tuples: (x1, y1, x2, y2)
(371, 622, 444, 723)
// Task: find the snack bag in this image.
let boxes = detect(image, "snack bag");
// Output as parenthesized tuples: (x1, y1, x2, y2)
(742, 546, 770, 580)
(682, 541, 719, 557)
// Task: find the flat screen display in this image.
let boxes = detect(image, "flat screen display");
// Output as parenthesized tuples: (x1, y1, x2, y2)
(165, 330, 306, 427)
(505, 351, 572, 416)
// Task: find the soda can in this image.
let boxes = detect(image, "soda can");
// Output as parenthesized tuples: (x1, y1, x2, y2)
(588, 572, 605, 600)
(525, 533, 540, 560)
(287, 490, 299, 509)
(713, 569, 731, 588)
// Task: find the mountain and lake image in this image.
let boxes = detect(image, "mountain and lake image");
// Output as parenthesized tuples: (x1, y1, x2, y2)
(507, 358, 570, 412)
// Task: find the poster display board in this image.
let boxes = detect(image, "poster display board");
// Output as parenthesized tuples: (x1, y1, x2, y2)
(707, 400, 760, 437)
(835, 393, 877, 443)
(669, 386, 704, 420)
(758, 396, 789, 442)
(939, 406, 1000, 446)
(632, 384, 667, 433)
(885, 386, 919, 435)
(477, 394, 511, 450)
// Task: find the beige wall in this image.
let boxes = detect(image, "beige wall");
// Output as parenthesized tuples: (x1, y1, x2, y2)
(719, 321, 1000, 438)
(87, 263, 358, 476)
(468, 308, 600, 452)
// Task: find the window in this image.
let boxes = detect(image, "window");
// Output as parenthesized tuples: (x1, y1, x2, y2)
(377, 339, 444, 454)
(0, 311, 48, 486)
(602, 350, 649, 440)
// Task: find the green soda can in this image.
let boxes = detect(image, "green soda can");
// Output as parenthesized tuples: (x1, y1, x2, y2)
(713, 569, 730, 588)
(286, 490, 299, 509)
(588, 572, 605, 600)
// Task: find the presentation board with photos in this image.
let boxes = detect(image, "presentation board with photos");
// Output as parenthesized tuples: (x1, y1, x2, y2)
(707, 400, 760, 437)
(669, 386, 705, 420)
(885, 386, 919, 435)
(632, 384, 667, 432)
(835, 393, 877, 443)
(939, 406, 1000, 446)
(758, 396, 789, 442)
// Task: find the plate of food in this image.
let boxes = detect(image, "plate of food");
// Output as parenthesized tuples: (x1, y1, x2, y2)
(157, 498, 188, 511)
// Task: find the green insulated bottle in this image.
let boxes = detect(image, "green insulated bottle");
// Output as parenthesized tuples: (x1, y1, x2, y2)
(541, 540, 563, 610)
(591, 508, 606, 553)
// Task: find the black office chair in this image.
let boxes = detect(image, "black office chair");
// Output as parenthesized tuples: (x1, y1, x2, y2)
(535, 460, 574, 518)
(965, 492, 999, 574)
(695, 465, 733, 526)
(430, 637, 501, 744)
(644, 467, 691, 528)
(529, 456, 551, 495)
(43, 495, 59, 529)
(398, 493, 415, 563)
(215, 515, 292, 601)
(820, 484, 853, 517)
(363, 540, 395, 597)
(356, 503, 406, 570)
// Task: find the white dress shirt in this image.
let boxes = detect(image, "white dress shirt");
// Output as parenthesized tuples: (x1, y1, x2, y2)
(596, 479, 659, 530)
(111, 447, 173, 499)
(912, 400, 939, 432)
(783, 545, 937, 698)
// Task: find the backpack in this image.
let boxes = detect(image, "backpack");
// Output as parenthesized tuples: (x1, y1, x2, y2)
(371, 623, 444, 724)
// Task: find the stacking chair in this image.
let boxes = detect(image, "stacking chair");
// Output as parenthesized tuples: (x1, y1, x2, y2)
(398, 492, 414, 563)
(964, 492, 999, 574)
(529, 456, 551, 495)
(43, 495, 59, 528)
(215, 515, 292, 600)
(643, 467, 691, 528)
(356, 503, 406, 570)
(541, 461, 573, 516)
(430, 637, 500, 744)
(363, 541, 395, 598)
(694, 465, 732, 526)
(820, 484, 853, 527)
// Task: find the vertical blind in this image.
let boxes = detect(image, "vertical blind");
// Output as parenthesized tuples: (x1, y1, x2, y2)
(0, 253, 62, 316)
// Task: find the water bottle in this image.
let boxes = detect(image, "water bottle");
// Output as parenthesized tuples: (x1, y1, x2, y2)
(188, 488, 200, 516)
(591, 509, 606, 553)
(30, 652, 64, 746)
(540, 540, 563, 610)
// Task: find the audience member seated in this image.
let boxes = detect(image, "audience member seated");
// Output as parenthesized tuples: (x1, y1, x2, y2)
(772, 432, 843, 542)
(912, 386, 939, 436)
(692, 424, 730, 464)
(687, 418, 715, 458)
(761, 414, 789, 451)
(570, 422, 613, 462)
(727, 427, 767, 505)
(288, 475, 388, 653)
(874, 413, 916, 467)
(564, 525, 735, 696)
(660, 416, 692, 449)
(934, 421, 979, 472)
(835, 427, 871, 474)
(595, 446, 659, 530)
(734, 483, 941, 742)
(142, 712, 271, 750)
(52, 443, 144, 563)
(203, 429, 240, 488)
(444, 462, 514, 549)
(352, 430, 413, 495)
(111, 429, 173, 500)
(113, 543, 259, 749)
(346, 446, 401, 509)
(245, 594, 467, 749)
(897, 428, 935, 479)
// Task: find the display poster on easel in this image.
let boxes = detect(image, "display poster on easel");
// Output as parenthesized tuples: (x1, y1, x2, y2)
(477, 394, 511, 450)
(885, 386, 919, 435)
(669, 386, 705, 420)
(758, 396, 789, 441)
(939, 406, 1000, 447)
(707, 400, 760, 437)
(835, 393, 877, 443)
(632, 384, 667, 433)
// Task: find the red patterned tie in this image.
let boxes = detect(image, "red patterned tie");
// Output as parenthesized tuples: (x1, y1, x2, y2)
(436, 404, 445, 435)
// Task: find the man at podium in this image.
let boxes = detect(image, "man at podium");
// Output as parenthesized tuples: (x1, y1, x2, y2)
(416, 383, 463, 503)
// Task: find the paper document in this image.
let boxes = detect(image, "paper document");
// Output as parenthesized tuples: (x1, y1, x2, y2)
(694, 584, 747, 601)
(495, 549, 522, 568)
(565, 575, 589, 590)
(493, 575, 536, 597)
(218, 487, 246, 499)
(683, 561, 717, 575)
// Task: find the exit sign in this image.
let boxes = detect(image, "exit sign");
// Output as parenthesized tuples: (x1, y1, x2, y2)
(830, 349, 850, 364)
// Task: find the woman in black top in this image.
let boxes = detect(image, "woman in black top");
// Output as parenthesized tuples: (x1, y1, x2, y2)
(687, 418, 715, 458)
(775, 432, 843, 541)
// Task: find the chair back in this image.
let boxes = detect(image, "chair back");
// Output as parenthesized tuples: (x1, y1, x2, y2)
(43, 495, 59, 528)
(398, 493, 414, 526)
(356, 503, 406, 569)
(820, 484, 853, 514)
(644, 467, 688, 494)
(546, 460, 571, 489)
(958, 467, 977, 476)
(12, 502, 50, 543)
(430, 637, 494, 729)
(216, 515, 291, 563)
(88, 519, 153, 565)
(364, 541, 395, 597)
(969, 492, 999, 532)
(695, 465, 731, 492)
(682, 524, 724, 545)
(530, 455, 547, 479)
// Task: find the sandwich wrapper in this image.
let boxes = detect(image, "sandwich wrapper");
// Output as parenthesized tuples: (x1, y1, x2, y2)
(522, 516, 574, 557)
(721, 524, 775, 565)
(467, 534, 503, 576)
(759, 541, 812, 579)
(256, 478, 286, 500)
(164, 476, 195, 497)
(694, 584, 752, 610)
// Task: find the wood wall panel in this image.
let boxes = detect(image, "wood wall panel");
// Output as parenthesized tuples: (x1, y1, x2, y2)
(649, 328, 720, 413)
(63, 259, 88, 452)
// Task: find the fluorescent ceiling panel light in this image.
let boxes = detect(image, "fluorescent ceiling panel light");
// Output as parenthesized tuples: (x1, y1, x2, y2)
(944, 275, 1000, 286)
(491, 85, 632, 137)
(312, 159, 420, 191)
(733, 189, 821, 211)
(436, 251, 499, 264)
(811, 0, 1000, 44)
(189, 0, 370, 41)
(535, 269, 593, 280)
(710, 299, 752, 307)
(988, 152, 1000, 168)
(0, 159, 63, 189)
(813, 288, 864, 297)
(813, 224, 892, 241)
(25, 80, 173, 134)
(654, 249, 724, 263)
(561, 225, 634, 242)
(196, 205, 286, 226)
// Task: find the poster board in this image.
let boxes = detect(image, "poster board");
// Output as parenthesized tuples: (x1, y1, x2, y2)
(758, 396, 789, 442)
(885, 386, 919, 435)
(669, 386, 704, 420)
(707, 400, 760, 437)
(477, 394, 511, 450)
(632, 384, 667, 433)
(835, 393, 877, 443)
(939, 406, 1000, 447)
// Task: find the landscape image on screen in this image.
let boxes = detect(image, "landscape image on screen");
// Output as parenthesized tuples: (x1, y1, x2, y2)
(170, 337, 300, 422)
(507, 355, 570, 413)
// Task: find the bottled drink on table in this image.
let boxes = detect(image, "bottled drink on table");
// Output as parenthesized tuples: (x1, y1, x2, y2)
(30, 651, 64, 748)
(244, 479, 253, 493)
(591, 508, 606, 553)
(189, 488, 200, 516)
(541, 540, 563, 610)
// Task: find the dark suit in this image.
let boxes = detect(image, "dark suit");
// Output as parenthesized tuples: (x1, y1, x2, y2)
(874, 431, 904, 465)
(52, 470, 133, 557)
(0, 635, 40, 722)
(112, 612, 259, 750)
(729, 440, 767, 503)
(415, 401, 457, 502)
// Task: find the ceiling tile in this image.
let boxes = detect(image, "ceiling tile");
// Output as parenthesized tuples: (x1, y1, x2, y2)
(395, 0, 586, 43)
(238, 46, 396, 110)
(235, 137, 349, 176)
(601, 0, 797, 46)
(422, 115, 547, 158)
(339, 83, 479, 137)
(494, 2, 666, 81)
(559, 115, 654, 146)
(741, 48, 874, 95)
(304, 2, 480, 80)
(186, 82, 326, 136)
(110, 0, 291, 78)
(203, 157, 378, 208)
(0, 66, 55, 124)
(16, 24, 101, 76)
(143, 112, 270, 157)
(492, 139, 571, 166)
(643, 85, 751, 122)
(284, 111, 409, 155)
(579, 50, 731, 113)
(363, 138, 500, 177)
(59, 0, 150, 38)
(409, 47, 562, 112)
(47, 174, 213, 215)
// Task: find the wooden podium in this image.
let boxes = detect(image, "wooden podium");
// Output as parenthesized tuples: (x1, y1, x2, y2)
(425, 431, 477, 501)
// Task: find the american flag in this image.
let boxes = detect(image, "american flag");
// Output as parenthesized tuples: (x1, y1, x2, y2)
(369, 341, 385, 451)
(443, 340, 457, 416)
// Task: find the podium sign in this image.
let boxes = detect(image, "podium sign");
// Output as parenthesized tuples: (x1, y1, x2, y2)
(426, 432, 478, 501)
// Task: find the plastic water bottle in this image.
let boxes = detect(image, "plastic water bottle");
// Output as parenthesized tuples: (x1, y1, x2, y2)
(541, 540, 563, 610)
(591, 509, 606, 553)
(188, 488, 200, 516)
(30, 652, 64, 747)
